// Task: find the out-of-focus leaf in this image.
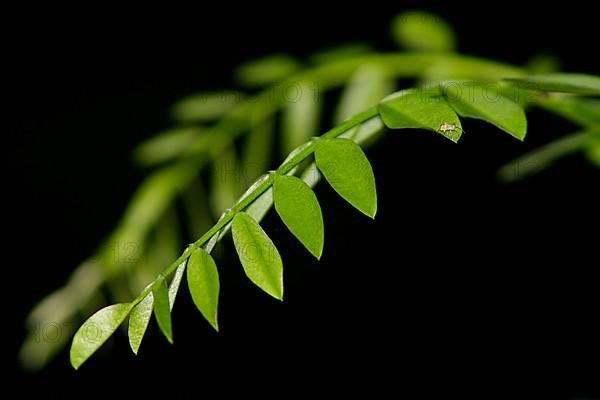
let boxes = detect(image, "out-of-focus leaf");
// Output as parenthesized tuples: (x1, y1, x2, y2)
(171, 91, 244, 123)
(242, 107, 274, 188)
(379, 89, 462, 142)
(526, 54, 561, 74)
(273, 174, 324, 259)
(309, 43, 371, 64)
(235, 55, 300, 87)
(211, 148, 240, 218)
(70, 303, 132, 369)
(187, 248, 220, 331)
(504, 74, 600, 95)
(539, 97, 600, 127)
(498, 132, 587, 182)
(315, 138, 377, 218)
(391, 11, 456, 52)
(232, 212, 283, 300)
(133, 127, 202, 166)
(334, 64, 395, 124)
(281, 81, 321, 156)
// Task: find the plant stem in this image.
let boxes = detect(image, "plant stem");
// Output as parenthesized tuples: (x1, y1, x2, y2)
(132, 106, 380, 305)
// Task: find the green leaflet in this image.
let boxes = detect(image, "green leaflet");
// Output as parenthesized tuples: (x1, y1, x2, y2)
(314, 138, 377, 218)
(504, 74, 600, 95)
(378, 89, 463, 142)
(539, 97, 600, 128)
(232, 212, 284, 300)
(391, 11, 456, 52)
(281, 81, 321, 156)
(187, 248, 220, 331)
(128, 291, 154, 355)
(70, 303, 132, 369)
(440, 81, 527, 140)
(168, 262, 187, 309)
(153, 277, 173, 343)
(235, 55, 300, 87)
(171, 91, 244, 123)
(273, 174, 324, 259)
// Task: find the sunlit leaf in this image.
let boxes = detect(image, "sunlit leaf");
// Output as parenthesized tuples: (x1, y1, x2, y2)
(441, 81, 527, 140)
(379, 89, 462, 142)
(273, 174, 324, 259)
(70, 303, 132, 369)
(168, 261, 187, 310)
(187, 248, 220, 330)
(128, 292, 153, 355)
(232, 212, 283, 300)
(315, 138, 377, 218)
(391, 10, 456, 52)
(504, 74, 600, 95)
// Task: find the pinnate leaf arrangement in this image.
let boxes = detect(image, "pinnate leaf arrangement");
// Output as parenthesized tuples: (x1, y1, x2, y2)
(19, 11, 599, 370)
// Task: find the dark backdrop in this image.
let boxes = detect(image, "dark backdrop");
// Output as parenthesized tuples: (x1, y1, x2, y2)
(7, 2, 600, 398)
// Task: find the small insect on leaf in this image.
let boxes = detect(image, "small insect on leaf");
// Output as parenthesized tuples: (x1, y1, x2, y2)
(153, 277, 173, 344)
(232, 212, 284, 300)
(187, 248, 220, 331)
(315, 138, 377, 218)
(70, 303, 133, 369)
(273, 174, 324, 259)
(378, 89, 462, 142)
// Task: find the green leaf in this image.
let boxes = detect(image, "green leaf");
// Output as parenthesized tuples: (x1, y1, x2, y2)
(187, 248, 220, 330)
(171, 91, 244, 123)
(440, 81, 527, 140)
(273, 174, 324, 259)
(128, 292, 154, 355)
(391, 11, 456, 52)
(504, 74, 600, 95)
(539, 97, 600, 128)
(314, 138, 377, 218)
(70, 303, 132, 369)
(334, 64, 395, 124)
(378, 89, 462, 142)
(497, 132, 587, 182)
(153, 277, 173, 343)
(235, 55, 300, 87)
(168, 261, 187, 310)
(232, 212, 284, 300)
(281, 81, 321, 156)
(133, 127, 202, 166)
(309, 43, 371, 64)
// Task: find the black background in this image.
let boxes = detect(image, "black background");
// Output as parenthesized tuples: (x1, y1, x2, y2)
(7, 2, 600, 398)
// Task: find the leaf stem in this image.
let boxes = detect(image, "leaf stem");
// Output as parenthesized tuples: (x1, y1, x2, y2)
(131, 106, 380, 305)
